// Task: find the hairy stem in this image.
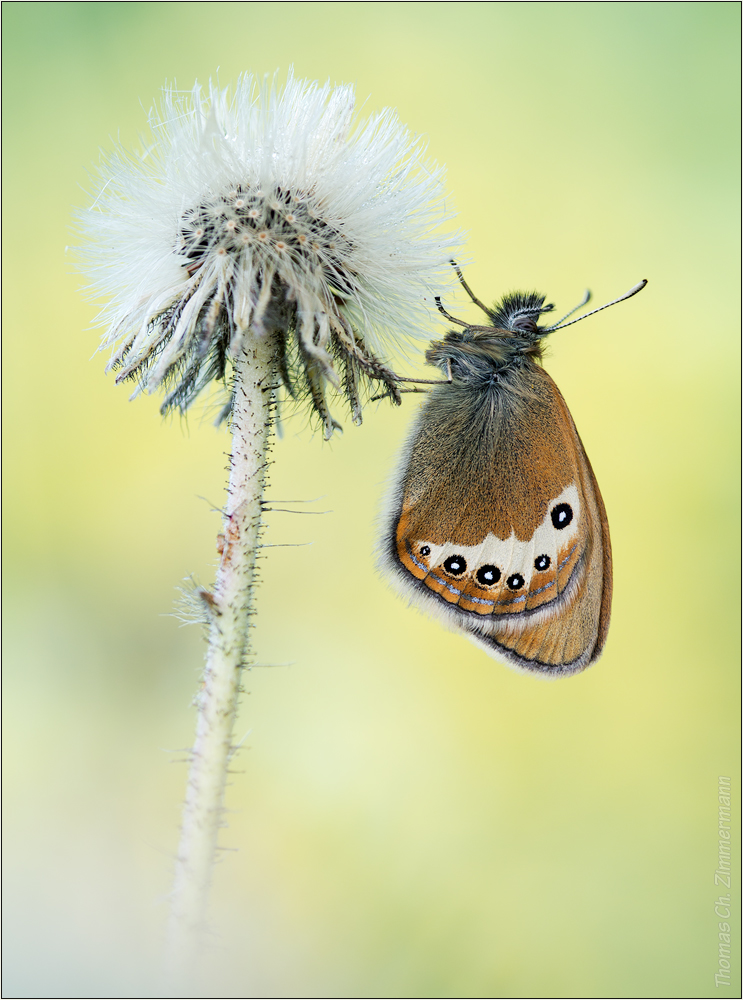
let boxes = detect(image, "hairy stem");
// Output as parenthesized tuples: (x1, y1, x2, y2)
(165, 333, 276, 985)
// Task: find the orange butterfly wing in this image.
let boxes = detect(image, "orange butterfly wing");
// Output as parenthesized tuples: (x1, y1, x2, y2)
(383, 364, 612, 677)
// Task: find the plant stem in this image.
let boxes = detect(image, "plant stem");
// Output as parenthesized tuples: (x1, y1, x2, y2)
(165, 333, 276, 986)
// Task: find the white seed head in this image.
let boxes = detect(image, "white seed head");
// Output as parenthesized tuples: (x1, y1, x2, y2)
(77, 72, 462, 431)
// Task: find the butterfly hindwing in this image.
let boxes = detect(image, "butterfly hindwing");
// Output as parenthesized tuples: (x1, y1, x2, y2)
(383, 365, 612, 677)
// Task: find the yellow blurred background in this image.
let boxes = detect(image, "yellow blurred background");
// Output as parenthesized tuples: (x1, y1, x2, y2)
(3, 3, 739, 996)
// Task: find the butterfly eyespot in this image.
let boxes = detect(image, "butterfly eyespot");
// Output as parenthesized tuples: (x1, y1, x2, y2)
(507, 573, 525, 591)
(475, 565, 501, 586)
(534, 554, 551, 571)
(443, 555, 467, 576)
(550, 503, 573, 530)
(420, 545, 431, 557)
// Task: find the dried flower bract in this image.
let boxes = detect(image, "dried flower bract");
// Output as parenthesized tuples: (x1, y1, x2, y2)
(79, 73, 461, 435)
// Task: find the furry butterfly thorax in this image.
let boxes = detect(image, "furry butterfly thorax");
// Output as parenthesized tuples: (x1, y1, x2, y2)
(381, 276, 647, 678)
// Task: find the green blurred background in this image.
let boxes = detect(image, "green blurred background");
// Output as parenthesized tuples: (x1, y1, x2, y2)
(3, 3, 740, 997)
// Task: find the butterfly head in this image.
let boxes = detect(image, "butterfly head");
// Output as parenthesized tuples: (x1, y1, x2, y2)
(487, 291, 556, 336)
(429, 272, 648, 386)
(426, 291, 555, 384)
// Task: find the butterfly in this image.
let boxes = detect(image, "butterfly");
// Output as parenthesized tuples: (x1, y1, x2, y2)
(381, 267, 647, 677)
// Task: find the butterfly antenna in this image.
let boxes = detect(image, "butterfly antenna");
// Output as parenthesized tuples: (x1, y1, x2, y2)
(435, 296, 469, 327)
(550, 289, 592, 327)
(450, 260, 492, 318)
(545, 279, 648, 332)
